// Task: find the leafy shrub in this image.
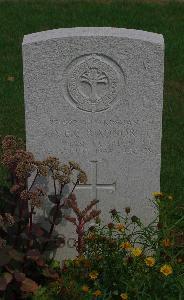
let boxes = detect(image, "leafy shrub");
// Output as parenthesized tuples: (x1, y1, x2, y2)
(0, 135, 90, 299)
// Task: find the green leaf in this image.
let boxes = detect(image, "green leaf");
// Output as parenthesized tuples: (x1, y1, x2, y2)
(14, 272, 26, 282)
(48, 206, 62, 225)
(48, 195, 60, 204)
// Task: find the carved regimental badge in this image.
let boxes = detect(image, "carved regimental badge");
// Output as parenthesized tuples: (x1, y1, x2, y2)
(63, 54, 125, 112)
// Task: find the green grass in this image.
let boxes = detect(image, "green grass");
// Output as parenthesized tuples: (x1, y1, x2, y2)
(0, 0, 184, 210)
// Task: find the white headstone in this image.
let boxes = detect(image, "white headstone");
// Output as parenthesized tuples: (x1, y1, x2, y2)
(23, 27, 164, 260)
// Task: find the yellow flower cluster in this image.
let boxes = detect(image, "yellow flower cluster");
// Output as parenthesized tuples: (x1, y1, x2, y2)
(162, 238, 171, 248)
(152, 192, 173, 201)
(81, 286, 102, 297)
(120, 293, 128, 299)
(93, 290, 102, 297)
(81, 285, 89, 293)
(160, 264, 173, 276)
(152, 192, 163, 198)
(120, 241, 132, 250)
(145, 256, 155, 267)
(115, 223, 125, 232)
(89, 270, 99, 280)
(131, 247, 142, 257)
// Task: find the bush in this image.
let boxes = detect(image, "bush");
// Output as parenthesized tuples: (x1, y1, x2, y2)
(0, 135, 89, 299)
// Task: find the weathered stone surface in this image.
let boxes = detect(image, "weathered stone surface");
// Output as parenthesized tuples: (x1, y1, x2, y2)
(22, 27, 164, 260)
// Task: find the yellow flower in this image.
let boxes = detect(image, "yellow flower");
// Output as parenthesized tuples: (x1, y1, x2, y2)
(86, 233, 96, 241)
(81, 285, 89, 293)
(7, 76, 15, 82)
(162, 238, 171, 248)
(77, 255, 85, 261)
(145, 256, 155, 267)
(160, 264, 173, 276)
(131, 247, 142, 257)
(152, 192, 163, 198)
(120, 293, 128, 299)
(168, 195, 173, 200)
(115, 223, 125, 232)
(93, 290, 102, 297)
(120, 241, 132, 250)
(89, 271, 99, 280)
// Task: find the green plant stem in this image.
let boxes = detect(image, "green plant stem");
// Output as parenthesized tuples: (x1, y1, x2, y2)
(70, 179, 79, 195)
(28, 170, 38, 191)
(48, 201, 60, 237)
(27, 206, 34, 249)
(13, 199, 24, 248)
(41, 175, 61, 253)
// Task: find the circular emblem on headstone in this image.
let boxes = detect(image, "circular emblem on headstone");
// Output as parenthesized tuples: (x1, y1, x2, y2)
(63, 54, 125, 112)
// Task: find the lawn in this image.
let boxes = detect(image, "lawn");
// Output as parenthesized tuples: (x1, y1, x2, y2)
(0, 0, 184, 214)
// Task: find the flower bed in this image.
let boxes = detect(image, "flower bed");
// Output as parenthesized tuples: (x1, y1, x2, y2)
(0, 136, 183, 299)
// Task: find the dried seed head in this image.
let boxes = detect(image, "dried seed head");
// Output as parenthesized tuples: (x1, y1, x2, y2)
(53, 171, 70, 184)
(78, 171, 87, 184)
(69, 161, 81, 171)
(125, 207, 131, 214)
(1, 151, 15, 168)
(59, 164, 71, 175)
(108, 222, 114, 229)
(131, 215, 139, 223)
(2, 135, 17, 151)
(15, 161, 35, 180)
(34, 161, 48, 176)
(15, 149, 34, 162)
(43, 156, 60, 169)
(30, 191, 42, 208)
(110, 208, 118, 216)
(20, 190, 30, 201)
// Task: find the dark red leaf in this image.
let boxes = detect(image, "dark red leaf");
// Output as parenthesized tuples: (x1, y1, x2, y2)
(14, 272, 26, 282)
(20, 277, 39, 294)
(26, 249, 41, 261)
(8, 249, 24, 262)
(36, 257, 45, 267)
(3, 272, 13, 285)
(0, 278, 7, 291)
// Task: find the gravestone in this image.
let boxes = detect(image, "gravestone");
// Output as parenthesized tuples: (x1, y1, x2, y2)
(22, 27, 164, 261)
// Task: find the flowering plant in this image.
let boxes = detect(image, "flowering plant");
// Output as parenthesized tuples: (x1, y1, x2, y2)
(0, 135, 89, 298)
(38, 192, 184, 300)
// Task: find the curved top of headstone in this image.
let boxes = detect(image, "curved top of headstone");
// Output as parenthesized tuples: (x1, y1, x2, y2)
(23, 27, 164, 47)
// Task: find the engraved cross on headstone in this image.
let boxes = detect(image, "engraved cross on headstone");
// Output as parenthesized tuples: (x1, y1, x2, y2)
(76, 160, 116, 200)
